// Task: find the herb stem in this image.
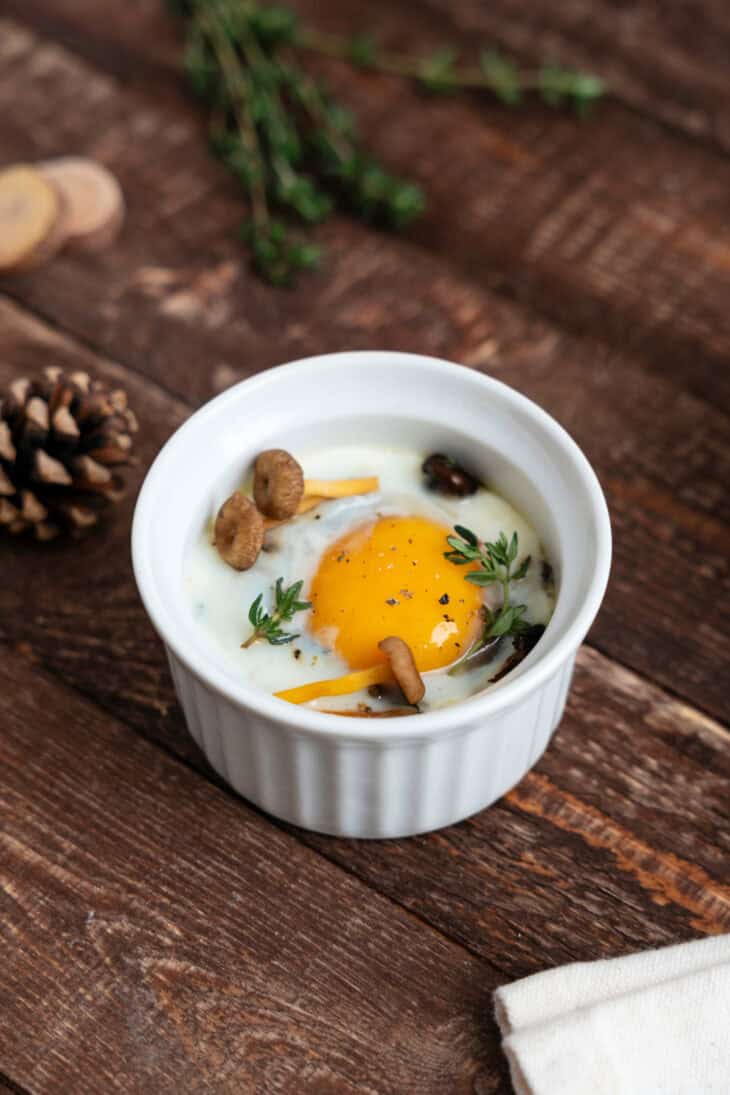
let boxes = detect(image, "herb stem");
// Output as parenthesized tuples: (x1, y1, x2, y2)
(172, 1, 603, 283)
(243, 577, 311, 648)
(202, 10, 269, 229)
(298, 29, 553, 93)
(282, 64, 352, 165)
(444, 526, 532, 652)
(501, 574, 510, 613)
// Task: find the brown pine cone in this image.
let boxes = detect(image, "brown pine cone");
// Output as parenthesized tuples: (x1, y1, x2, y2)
(0, 366, 137, 540)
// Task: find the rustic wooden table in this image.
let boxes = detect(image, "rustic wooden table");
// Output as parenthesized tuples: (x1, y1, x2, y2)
(0, 2, 728, 1092)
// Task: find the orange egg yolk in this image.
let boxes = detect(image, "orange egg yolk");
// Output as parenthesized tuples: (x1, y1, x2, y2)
(308, 516, 483, 672)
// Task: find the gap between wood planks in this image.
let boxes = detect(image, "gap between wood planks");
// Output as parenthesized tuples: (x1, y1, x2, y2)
(1, 8, 730, 565)
(0, 285, 727, 739)
(0, 10, 726, 880)
(0, 1073, 30, 1095)
(3, 8, 730, 416)
(0, 295, 728, 975)
(0, 14, 727, 1088)
(559, 642, 730, 735)
(2, 625, 729, 977)
(0, 650, 498, 971)
(0, 649, 505, 1094)
(381, 0, 730, 160)
(3, 13, 730, 428)
(1, 262, 728, 728)
(6, 0, 730, 163)
(3, 623, 727, 990)
(1, 21, 730, 722)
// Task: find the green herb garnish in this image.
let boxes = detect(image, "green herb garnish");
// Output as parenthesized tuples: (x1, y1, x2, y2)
(169, 0, 604, 285)
(242, 577, 311, 648)
(445, 527, 531, 670)
(304, 34, 604, 113)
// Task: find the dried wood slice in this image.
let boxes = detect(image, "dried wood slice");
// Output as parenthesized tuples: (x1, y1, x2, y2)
(39, 157, 125, 251)
(0, 165, 63, 271)
(13, 185, 71, 272)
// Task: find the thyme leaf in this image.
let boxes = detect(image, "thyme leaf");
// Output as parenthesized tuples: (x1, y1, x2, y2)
(169, 0, 604, 284)
(242, 576, 311, 648)
(445, 527, 532, 672)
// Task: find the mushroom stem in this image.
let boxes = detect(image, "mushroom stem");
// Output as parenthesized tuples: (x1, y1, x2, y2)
(378, 636, 426, 705)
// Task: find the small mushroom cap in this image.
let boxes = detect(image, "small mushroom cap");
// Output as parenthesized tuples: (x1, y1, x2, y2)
(254, 449, 304, 519)
(378, 636, 426, 705)
(214, 492, 264, 571)
(422, 453, 480, 496)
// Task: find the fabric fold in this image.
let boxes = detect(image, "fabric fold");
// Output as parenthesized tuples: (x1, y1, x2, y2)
(494, 934, 730, 1095)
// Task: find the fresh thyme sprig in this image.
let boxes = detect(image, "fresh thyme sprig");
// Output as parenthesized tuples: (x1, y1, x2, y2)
(299, 31, 604, 113)
(445, 527, 531, 667)
(168, 0, 604, 284)
(242, 576, 311, 648)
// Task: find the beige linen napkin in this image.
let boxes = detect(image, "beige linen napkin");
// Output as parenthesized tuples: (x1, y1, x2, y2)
(494, 934, 730, 1095)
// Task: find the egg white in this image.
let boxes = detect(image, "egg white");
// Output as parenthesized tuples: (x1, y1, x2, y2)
(184, 445, 554, 713)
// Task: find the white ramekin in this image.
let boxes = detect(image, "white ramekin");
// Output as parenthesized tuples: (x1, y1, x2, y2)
(132, 352, 611, 838)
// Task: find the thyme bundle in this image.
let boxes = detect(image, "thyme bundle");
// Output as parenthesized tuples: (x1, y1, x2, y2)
(168, 0, 604, 284)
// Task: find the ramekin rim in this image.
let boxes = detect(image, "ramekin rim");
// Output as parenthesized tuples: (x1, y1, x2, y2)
(132, 351, 611, 742)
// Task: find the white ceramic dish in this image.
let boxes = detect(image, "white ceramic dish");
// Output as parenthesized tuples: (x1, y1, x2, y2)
(132, 352, 611, 838)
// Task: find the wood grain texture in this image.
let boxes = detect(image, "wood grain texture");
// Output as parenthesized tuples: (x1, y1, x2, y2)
(4, 4, 730, 412)
(415, 0, 730, 153)
(0, 650, 504, 1095)
(0, 299, 727, 987)
(0, 18, 488, 405)
(2, 213, 729, 726)
(10, 0, 730, 151)
(0, 10, 728, 1088)
(0, 1077, 28, 1095)
(0, 297, 190, 734)
(288, 0, 730, 409)
(304, 647, 730, 979)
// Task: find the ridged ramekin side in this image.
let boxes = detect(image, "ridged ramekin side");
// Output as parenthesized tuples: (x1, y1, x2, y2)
(166, 648, 575, 838)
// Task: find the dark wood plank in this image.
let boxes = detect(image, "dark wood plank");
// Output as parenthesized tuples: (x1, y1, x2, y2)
(0, 20, 728, 716)
(0, 297, 190, 733)
(0, 649, 504, 1094)
(10, 0, 730, 152)
(0, 17, 488, 407)
(289, 0, 730, 410)
(305, 646, 730, 978)
(0, 310, 727, 986)
(0, 0, 181, 89)
(4, 7, 730, 411)
(2, 208, 729, 726)
(0, 14, 726, 1090)
(414, 0, 730, 153)
(0, 1077, 28, 1095)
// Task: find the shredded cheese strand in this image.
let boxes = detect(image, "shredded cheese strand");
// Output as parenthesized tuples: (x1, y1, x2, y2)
(303, 476, 379, 498)
(274, 663, 392, 705)
(263, 494, 325, 530)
